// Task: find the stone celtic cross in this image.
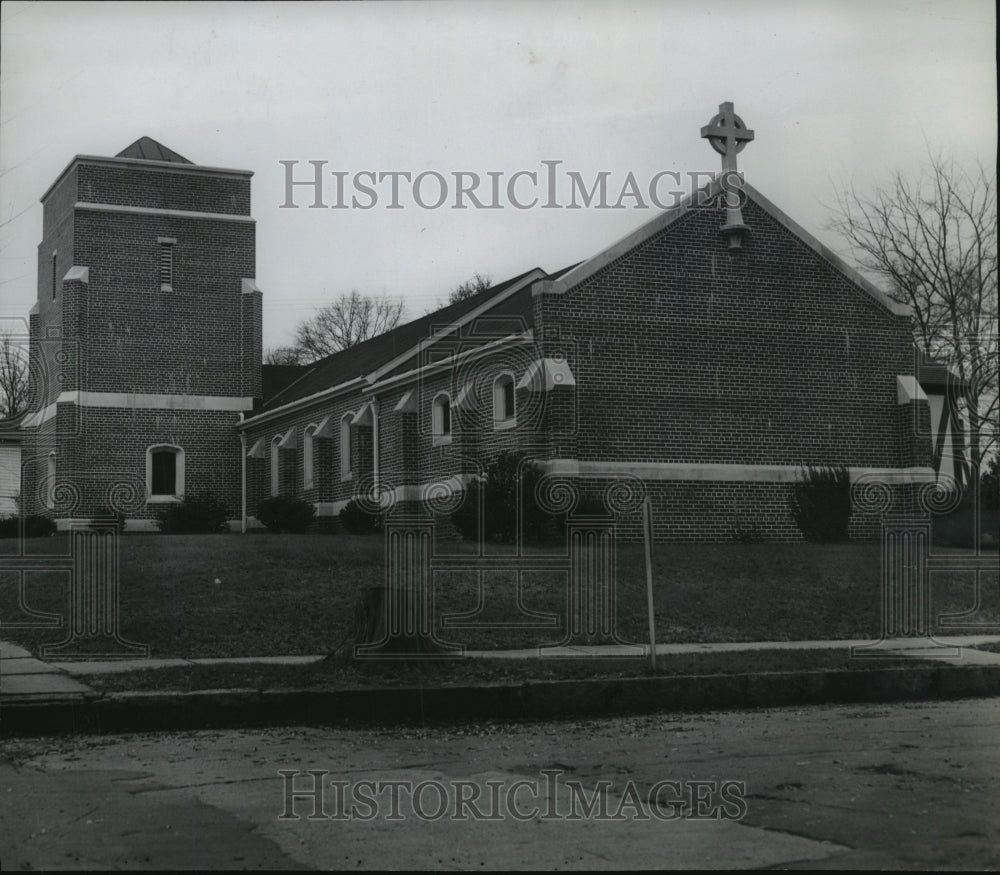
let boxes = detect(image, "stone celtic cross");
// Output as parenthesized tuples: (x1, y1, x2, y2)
(701, 101, 754, 248)
(701, 101, 754, 173)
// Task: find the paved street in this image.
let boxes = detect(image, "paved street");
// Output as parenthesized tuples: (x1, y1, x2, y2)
(2, 698, 998, 870)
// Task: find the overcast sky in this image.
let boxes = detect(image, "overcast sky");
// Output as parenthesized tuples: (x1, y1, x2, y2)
(1, 0, 995, 350)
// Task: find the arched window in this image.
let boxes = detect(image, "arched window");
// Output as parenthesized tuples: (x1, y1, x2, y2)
(146, 445, 184, 502)
(303, 424, 317, 489)
(46, 452, 56, 509)
(340, 413, 353, 481)
(432, 392, 452, 445)
(270, 435, 282, 496)
(493, 373, 516, 428)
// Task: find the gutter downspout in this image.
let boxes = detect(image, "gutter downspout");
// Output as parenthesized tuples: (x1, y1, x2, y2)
(238, 414, 247, 534)
(371, 397, 380, 498)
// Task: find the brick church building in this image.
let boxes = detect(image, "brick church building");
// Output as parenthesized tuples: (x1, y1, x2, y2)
(19, 108, 961, 540)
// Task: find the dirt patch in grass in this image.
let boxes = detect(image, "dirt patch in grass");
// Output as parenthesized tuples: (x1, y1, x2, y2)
(3, 534, 997, 658)
(79, 648, 945, 693)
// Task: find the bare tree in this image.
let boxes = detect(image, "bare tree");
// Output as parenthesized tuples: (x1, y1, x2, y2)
(448, 273, 492, 305)
(0, 332, 29, 419)
(293, 292, 405, 362)
(263, 345, 305, 366)
(830, 155, 998, 486)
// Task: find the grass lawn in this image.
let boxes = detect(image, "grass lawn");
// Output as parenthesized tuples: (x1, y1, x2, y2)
(2, 532, 997, 659)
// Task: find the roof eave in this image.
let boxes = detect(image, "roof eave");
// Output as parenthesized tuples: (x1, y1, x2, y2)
(239, 376, 367, 429)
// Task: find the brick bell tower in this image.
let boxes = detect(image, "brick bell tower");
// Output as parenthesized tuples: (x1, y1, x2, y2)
(21, 137, 262, 529)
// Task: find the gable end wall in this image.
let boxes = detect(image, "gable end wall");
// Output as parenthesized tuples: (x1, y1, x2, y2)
(539, 196, 916, 469)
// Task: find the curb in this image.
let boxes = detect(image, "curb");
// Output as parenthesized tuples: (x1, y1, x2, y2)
(3, 664, 1000, 736)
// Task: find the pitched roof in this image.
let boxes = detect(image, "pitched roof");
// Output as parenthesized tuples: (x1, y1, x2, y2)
(261, 364, 310, 401)
(115, 137, 193, 164)
(257, 268, 544, 415)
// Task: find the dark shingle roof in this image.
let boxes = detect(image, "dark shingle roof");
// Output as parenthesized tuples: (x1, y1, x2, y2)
(0, 412, 26, 442)
(259, 269, 543, 413)
(261, 365, 310, 401)
(116, 137, 193, 164)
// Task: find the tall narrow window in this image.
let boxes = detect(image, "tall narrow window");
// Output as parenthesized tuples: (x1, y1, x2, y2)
(270, 436, 282, 496)
(493, 373, 516, 428)
(303, 424, 317, 489)
(151, 451, 177, 496)
(340, 413, 353, 481)
(46, 452, 56, 509)
(51, 253, 58, 300)
(158, 237, 176, 291)
(145, 445, 184, 502)
(432, 393, 452, 445)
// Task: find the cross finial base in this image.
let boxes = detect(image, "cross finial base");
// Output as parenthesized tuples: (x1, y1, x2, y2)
(702, 102, 755, 250)
(720, 222, 749, 250)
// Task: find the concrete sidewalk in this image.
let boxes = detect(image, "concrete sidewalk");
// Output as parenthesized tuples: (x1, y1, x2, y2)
(0, 640, 95, 701)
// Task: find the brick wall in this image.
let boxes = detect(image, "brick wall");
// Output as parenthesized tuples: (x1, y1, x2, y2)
(242, 345, 557, 521)
(245, 392, 363, 515)
(72, 210, 254, 395)
(56, 406, 241, 520)
(35, 165, 77, 409)
(536, 194, 917, 468)
(22, 154, 258, 524)
(77, 163, 251, 215)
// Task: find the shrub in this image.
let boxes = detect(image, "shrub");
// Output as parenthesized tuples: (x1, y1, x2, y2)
(981, 455, 999, 512)
(732, 517, 764, 544)
(257, 496, 316, 533)
(27, 515, 57, 537)
(0, 514, 58, 538)
(450, 451, 566, 545)
(932, 500, 1000, 548)
(155, 492, 230, 534)
(450, 478, 484, 541)
(789, 465, 852, 543)
(339, 498, 383, 535)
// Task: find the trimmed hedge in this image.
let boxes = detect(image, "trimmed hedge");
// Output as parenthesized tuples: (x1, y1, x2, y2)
(0, 514, 58, 539)
(932, 501, 1000, 548)
(451, 451, 566, 545)
(155, 492, 230, 534)
(257, 496, 316, 533)
(789, 465, 852, 543)
(339, 498, 383, 535)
